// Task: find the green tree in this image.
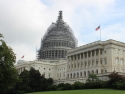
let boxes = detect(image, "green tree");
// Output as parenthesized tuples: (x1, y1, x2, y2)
(17, 70, 32, 93)
(29, 67, 42, 91)
(0, 33, 18, 94)
(86, 73, 99, 83)
(107, 72, 125, 89)
(85, 74, 102, 89)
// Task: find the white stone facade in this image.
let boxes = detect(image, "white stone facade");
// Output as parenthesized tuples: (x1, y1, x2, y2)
(66, 39, 125, 83)
(15, 39, 125, 84)
(15, 60, 67, 82)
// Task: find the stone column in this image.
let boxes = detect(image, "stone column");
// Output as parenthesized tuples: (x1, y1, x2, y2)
(87, 52, 88, 68)
(98, 49, 100, 66)
(75, 54, 78, 70)
(94, 50, 96, 66)
(70, 56, 72, 71)
(73, 55, 75, 70)
(91, 50, 92, 67)
(67, 56, 69, 72)
(80, 53, 81, 69)
(83, 52, 84, 68)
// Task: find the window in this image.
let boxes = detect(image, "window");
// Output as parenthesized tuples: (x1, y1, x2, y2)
(63, 72, 65, 77)
(121, 69, 124, 72)
(75, 64, 76, 68)
(67, 74, 69, 78)
(85, 61, 87, 67)
(105, 51, 106, 53)
(84, 71, 86, 77)
(104, 58, 107, 64)
(92, 60, 94, 66)
(120, 50, 123, 55)
(100, 59, 102, 65)
(81, 62, 83, 68)
(48, 73, 51, 78)
(70, 74, 72, 78)
(88, 71, 90, 75)
(80, 72, 82, 77)
(116, 58, 119, 64)
(92, 70, 94, 74)
(96, 70, 98, 74)
(96, 60, 98, 66)
(120, 59, 123, 65)
(57, 73, 59, 78)
(100, 51, 102, 54)
(116, 50, 118, 54)
(43, 73, 45, 77)
(101, 69, 103, 73)
(88, 61, 90, 67)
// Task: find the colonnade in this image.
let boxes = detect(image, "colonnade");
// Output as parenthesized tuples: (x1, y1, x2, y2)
(67, 49, 104, 71)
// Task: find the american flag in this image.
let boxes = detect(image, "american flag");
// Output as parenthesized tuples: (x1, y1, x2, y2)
(21, 55, 24, 58)
(95, 26, 100, 31)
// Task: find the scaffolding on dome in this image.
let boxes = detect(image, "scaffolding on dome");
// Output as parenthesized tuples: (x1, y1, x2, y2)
(37, 11, 77, 60)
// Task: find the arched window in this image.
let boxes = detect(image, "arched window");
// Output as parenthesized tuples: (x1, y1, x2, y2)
(77, 72, 79, 78)
(88, 71, 90, 76)
(84, 71, 86, 77)
(70, 73, 72, 78)
(67, 74, 69, 79)
(74, 73, 76, 78)
(92, 70, 94, 74)
(80, 72, 82, 77)
(96, 69, 98, 74)
(101, 69, 103, 73)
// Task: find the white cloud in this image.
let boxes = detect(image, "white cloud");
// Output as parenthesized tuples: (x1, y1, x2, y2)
(1, 0, 125, 62)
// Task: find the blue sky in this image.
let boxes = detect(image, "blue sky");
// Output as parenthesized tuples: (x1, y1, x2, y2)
(0, 0, 125, 61)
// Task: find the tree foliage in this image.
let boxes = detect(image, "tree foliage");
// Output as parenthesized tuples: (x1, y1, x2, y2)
(107, 72, 125, 89)
(15, 67, 54, 93)
(0, 33, 18, 94)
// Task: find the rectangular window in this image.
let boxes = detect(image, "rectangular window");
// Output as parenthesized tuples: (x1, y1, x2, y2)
(100, 59, 102, 65)
(81, 62, 83, 68)
(92, 60, 94, 66)
(104, 58, 107, 64)
(85, 61, 87, 67)
(120, 50, 123, 55)
(96, 60, 98, 66)
(116, 49, 118, 54)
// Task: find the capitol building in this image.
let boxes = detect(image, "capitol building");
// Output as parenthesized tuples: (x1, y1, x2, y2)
(15, 11, 125, 84)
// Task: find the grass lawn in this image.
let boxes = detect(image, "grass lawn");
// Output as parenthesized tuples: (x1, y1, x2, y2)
(27, 89, 125, 94)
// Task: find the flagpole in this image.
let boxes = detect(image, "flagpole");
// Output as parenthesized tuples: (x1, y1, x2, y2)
(100, 27, 101, 41)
